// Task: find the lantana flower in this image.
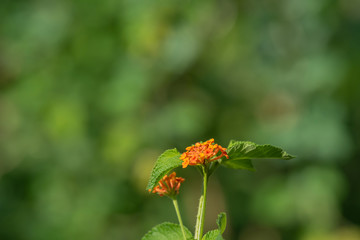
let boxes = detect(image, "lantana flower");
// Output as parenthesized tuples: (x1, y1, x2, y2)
(180, 138, 229, 168)
(150, 172, 185, 198)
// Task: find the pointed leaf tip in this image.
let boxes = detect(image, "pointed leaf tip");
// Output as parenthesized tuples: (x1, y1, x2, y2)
(216, 212, 226, 234)
(146, 148, 183, 191)
(222, 141, 295, 171)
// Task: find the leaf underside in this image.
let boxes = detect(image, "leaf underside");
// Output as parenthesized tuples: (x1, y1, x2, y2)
(142, 222, 194, 240)
(146, 148, 183, 191)
(222, 141, 295, 171)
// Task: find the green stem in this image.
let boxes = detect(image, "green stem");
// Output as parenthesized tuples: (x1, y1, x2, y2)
(172, 199, 187, 240)
(194, 167, 208, 240)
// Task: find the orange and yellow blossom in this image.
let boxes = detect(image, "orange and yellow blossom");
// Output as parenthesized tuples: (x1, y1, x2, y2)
(180, 138, 229, 168)
(150, 172, 185, 197)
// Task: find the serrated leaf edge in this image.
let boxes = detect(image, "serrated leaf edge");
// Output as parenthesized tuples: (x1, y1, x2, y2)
(146, 148, 182, 191)
(142, 222, 193, 240)
(226, 141, 295, 160)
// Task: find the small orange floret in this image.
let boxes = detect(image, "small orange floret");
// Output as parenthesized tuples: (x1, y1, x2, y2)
(180, 138, 229, 168)
(151, 172, 185, 197)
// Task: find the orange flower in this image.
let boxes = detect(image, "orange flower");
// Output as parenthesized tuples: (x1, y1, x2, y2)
(180, 138, 229, 168)
(150, 172, 185, 197)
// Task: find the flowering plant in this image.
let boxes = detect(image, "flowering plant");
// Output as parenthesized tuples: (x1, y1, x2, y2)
(142, 139, 294, 240)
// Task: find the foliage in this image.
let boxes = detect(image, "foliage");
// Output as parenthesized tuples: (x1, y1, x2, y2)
(146, 149, 182, 191)
(0, 0, 360, 239)
(202, 213, 227, 240)
(145, 139, 293, 240)
(222, 141, 294, 170)
(142, 222, 193, 240)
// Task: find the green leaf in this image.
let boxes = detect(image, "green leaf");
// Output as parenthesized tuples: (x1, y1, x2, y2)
(142, 222, 194, 240)
(146, 148, 182, 191)
(202, 230, 223, 240)
(222, 141, 295, 171)
(216, 212, 226, 234)
(227, 141, 295, 160)
(222, 158, 255, 171)
(202, 212, 227, 240)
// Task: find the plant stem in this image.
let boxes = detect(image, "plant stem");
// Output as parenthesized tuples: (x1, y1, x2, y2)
(172, 199, 187, 240)
(194, 167, 208, 240)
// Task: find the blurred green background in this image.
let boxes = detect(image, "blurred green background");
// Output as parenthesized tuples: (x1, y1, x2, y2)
(1, 0, 360, 239)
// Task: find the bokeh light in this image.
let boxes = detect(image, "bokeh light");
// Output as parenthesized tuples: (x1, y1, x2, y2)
(1, 0, 360, 239)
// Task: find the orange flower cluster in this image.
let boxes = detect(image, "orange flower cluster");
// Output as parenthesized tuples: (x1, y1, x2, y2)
(150, 172, 185, 197)
(180, 138, 229, 168)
